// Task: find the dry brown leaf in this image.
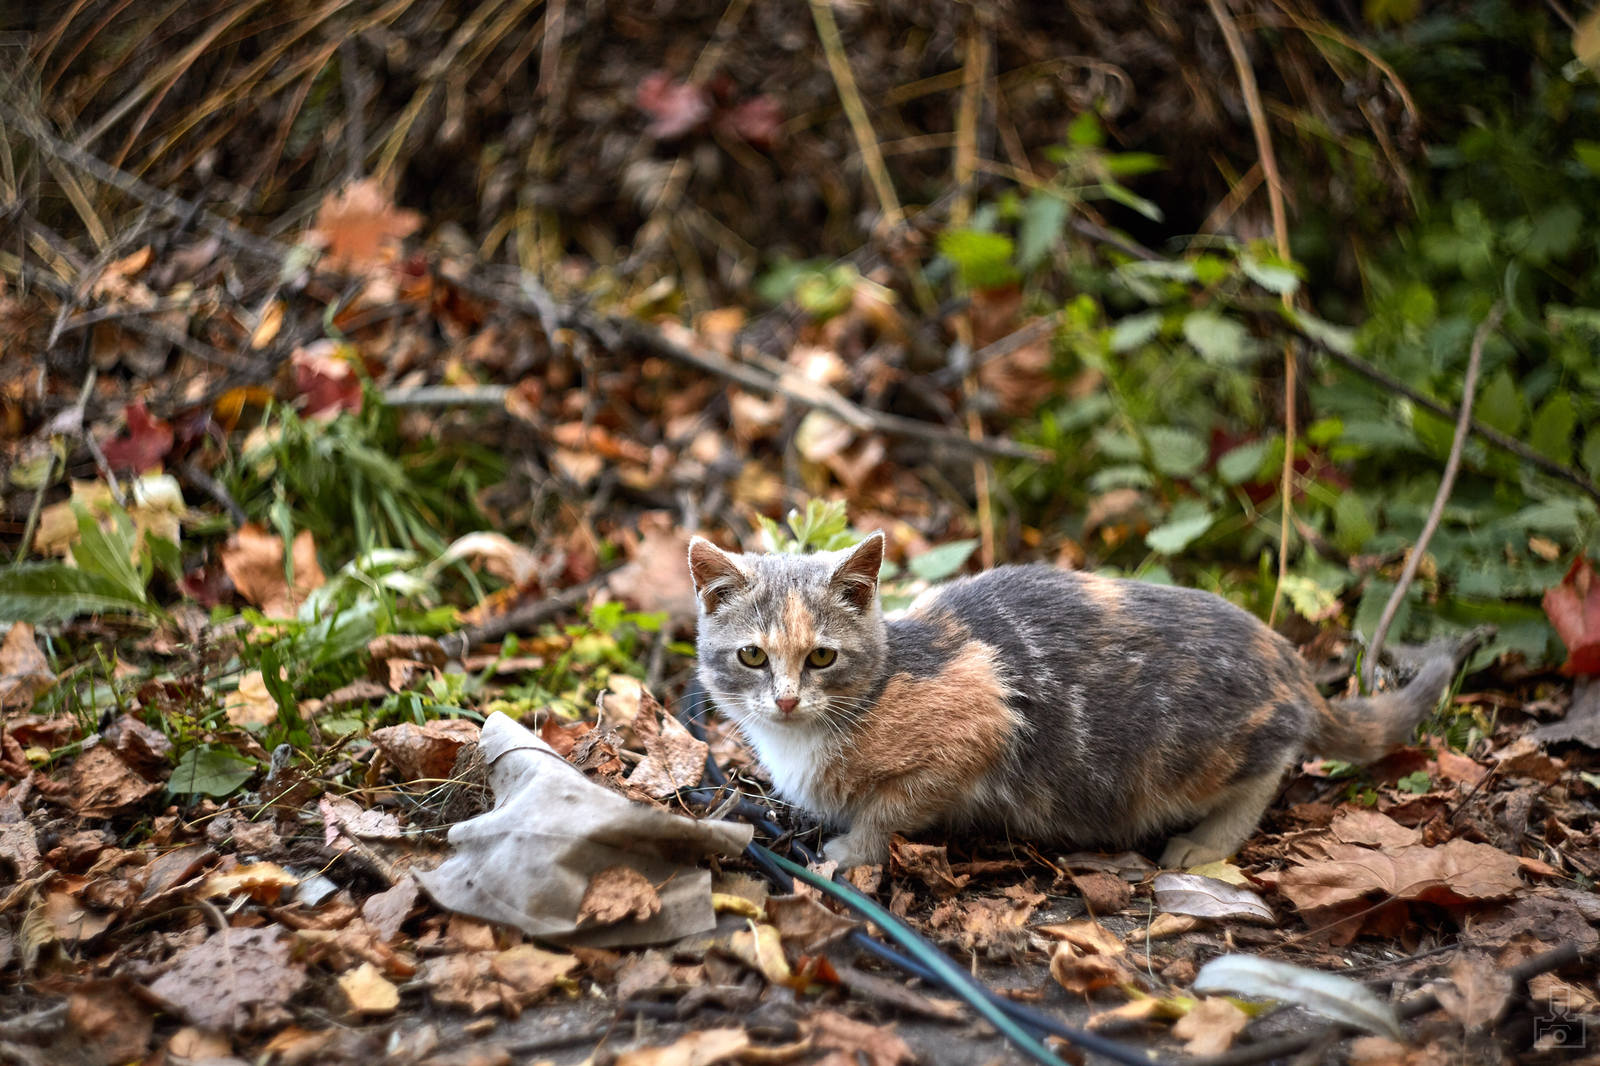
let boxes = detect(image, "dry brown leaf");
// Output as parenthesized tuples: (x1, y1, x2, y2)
(44, 890, 113, 943)
(1049, 942, 1132, 996)
(1152, 872, 1274, 923)
(369, 718, 480, 781)
(1329, 807, 1423, 849)
(765, 892, 858, 953)
(576, 865, 662, 927)
(103, 713, 172, 774)
(0, 622, 54, 711)
(926, 885, 1044, 957)
(421, 945, 577, 1016)
(227, 669, 280, 728)
(1035, 918, 1125, 956)
(1278, 839, 1524, 920)
(437, 531, 542, 588)
(362, 878, 420, 942)
(1070, 870, 1133, 913)
(614, 1028, 750, 1066)
(54, 979, 153, 1066)
(1173, 997, 1250, 1055)
(625, 711, 707, 799)
(606, 512, 699, 621)
(889, 839, 967, 896)
(146, 926, 307, 1032)
(67, 745, 160, 818)
(1433, 951, 1513, 1031)
(202, 862, 300, 905)
(221, 525, 325, 618)
(339, 961, 400, 1015)
(728, 922, 793, 985)
(803, 1010, 913, 1066)
(308, 178, 422, 273)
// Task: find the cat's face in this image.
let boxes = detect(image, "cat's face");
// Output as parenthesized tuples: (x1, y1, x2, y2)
(689, 534, 888, 731)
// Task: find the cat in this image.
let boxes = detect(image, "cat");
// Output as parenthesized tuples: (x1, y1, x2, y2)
(688, 531, 1476, 870)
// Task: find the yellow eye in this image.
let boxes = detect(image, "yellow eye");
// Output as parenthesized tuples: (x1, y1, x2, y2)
(737, 646, 768, 668)
(807, 647, 837, 668)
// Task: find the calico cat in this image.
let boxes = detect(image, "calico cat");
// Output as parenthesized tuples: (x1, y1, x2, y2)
(688, 532, 1474, 870)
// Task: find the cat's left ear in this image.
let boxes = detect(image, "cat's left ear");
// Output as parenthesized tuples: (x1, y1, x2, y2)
(688, 537, 749, 614)
(830, 531, 884, 612)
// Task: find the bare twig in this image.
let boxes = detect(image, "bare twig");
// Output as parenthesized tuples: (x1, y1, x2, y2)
(808, 0, 902, 229)
(954, 18, 996, 569)
(1206, 0, 1297, 627)
(1363, 301, 1504, 689)
(1287, 320, 1600, 506)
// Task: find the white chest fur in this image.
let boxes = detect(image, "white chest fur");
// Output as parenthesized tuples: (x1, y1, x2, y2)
(735, 716, 846, 823)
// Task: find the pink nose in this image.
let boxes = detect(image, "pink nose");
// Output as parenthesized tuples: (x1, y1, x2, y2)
(775, 697, 799, 714)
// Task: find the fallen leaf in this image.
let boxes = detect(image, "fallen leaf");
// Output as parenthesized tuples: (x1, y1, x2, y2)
(227, 669, 280, 728)
(1070, 870, 1133, 913)
(362, 878, 420, 942)
(765, 892, 858, 953)
(728, 921, 793, 985)
(420, 945, 577, 1016)
(103, 713, 173, 774)
(1278, 839, 1524, 919)
(67, 745, 160, 818)
(54, 978, 153, 1066)
(803, 1010, 913, 1066)
(889, 840, 968, 896)
(624, 711, 707, 799)
(1035, 919, 1125, 956)
(146, 925, 307, 1032)
(0, 622, 54, 710)
(577, 865, 662, 927)
(1433, 951, 1513, 1031)
(202, 862, 300, 905)
(1173, 997, 1250, 1056)
(606, 512, 698, 622)
(291, 342, 364, 419)
(369, 718, 480, 780)
(1153, 872, 1274, 923)
(100, 402, 173, 473)
(44, 890, 114, 943)
(636, 74, 714, 141)
(1049, 943, 1130, 996)
(435, 531, 542, 588)
(1543, 555, 1600, 676)
(615, 1028, 750, 1066)
(308, 178, 422, 273)
(221, 525, 325, 618)
(339, 961, 400, 1015)
(1531, 677, 1600, 749)
(1329, 807, 1423, 849)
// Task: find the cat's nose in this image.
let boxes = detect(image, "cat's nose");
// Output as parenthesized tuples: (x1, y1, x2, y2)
(774, 697, 799, 714)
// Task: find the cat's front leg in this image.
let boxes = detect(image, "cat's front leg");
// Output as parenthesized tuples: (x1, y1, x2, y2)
(822, 821, 892, 869)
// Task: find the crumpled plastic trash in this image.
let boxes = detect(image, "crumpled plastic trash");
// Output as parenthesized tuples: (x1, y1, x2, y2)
(415, 710, 753, 947)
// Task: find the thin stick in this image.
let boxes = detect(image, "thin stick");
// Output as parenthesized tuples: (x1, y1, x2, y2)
(808, 0, 902, 229)
(1362, 301, 1504, 689)
(1206, 0, 1297, 627)
(953, 19, 996, 569)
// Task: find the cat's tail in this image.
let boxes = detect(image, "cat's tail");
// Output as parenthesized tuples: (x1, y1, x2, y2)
(1308, 627, 1490, 763)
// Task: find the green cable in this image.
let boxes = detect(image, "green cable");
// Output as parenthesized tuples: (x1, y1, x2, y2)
(759, 846, 1087, 1066)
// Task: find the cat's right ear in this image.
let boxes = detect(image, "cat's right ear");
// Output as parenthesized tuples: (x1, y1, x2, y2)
(829, 531, 884, 612)
(688, 537, 749, 615)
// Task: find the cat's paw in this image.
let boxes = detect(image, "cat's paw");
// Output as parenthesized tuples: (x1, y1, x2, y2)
(823, 829, 888, 870)
(1160, 835, 1229, 869)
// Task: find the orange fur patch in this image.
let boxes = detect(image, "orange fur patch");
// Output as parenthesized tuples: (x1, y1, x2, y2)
(771, 590, 817, 661)
(819, 642, 1018, 826)
(1076, 572, 1124, 613)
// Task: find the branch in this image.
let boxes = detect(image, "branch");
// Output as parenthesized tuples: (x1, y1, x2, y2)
(1363, 301, 1503, 688)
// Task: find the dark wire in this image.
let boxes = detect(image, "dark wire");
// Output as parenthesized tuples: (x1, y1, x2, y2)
(676, 678, 1174, 1066)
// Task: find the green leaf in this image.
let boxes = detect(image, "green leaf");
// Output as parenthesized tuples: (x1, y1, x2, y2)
(1240, 254, 1301, 295)
(1474, 371, 1525, 437)
(1397, 771, 1431, 795)
(1144, 426, 1208, 478)
(1280, 574, 1338, 621)
(1066, 111, 1104, 147)
(1145, 499, 1215, 555)
(1097, 181, 1163, 222)
(1529, 391, 1577, 465)
(1182, 311, 1258, 364)
(1109, 311, 1163, 353)
(0, 563, 155, 623)
(168, 747, 258, 797)
(1192, 255, 1231, 288)
(1293, 311, 1355, 355)
(937, 229, 1018, 290)
(1333, 494, 1377, 555)
(1087, 464, 1155, 492)
(70, 508, 147, 604)
(1576, 140, 1600, 177)
(1217, 440, 1270, 485)
(908, 539, 980, 583)
(1018, 192, 1070, 270)
(1583, 426, 1600, 480)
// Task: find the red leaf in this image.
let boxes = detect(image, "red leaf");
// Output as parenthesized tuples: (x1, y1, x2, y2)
(100, 402, 174, 473)
(1542, 556, 1600, 676)
(718, 96, 783, 149)
(636, 73, 712, 140)
(291, 344, 364, 419)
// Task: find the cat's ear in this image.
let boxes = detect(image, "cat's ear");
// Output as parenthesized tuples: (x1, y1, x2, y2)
(688, 537, 749, 614)
(829, 531, 884, 612)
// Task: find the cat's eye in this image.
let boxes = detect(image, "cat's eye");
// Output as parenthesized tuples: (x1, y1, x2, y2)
(736, 646, 768, 668)
(807, 647, 837, 668)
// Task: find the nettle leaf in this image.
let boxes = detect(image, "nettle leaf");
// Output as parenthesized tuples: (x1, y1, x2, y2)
(1109, 311, 1163, 353)
(1529, 391, 1577, 465)
(1217, 440, 1271, 485)
(1279, 574, 1338, 622)
(1018, 191, 1070, 270)
(1182, 311, 1259, 364)
(908, 539, 980, 583)
(937, 229, 1018, 290)
(1240, 254, 1301, 295)
(1145, 499, 1215, 555)
(0, 563, 155, 623)
(1474, 370, 1526, 437)
(1192, 255, 1232, 287)
(1584, 426, 1600, 481)
(1293, 310, 1355, 355)
(1333, 494, 1377, 555)
(169, 747, 258, 797)
(1087, 465, 1155, 492)
(1144, 426, 1208, 478)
